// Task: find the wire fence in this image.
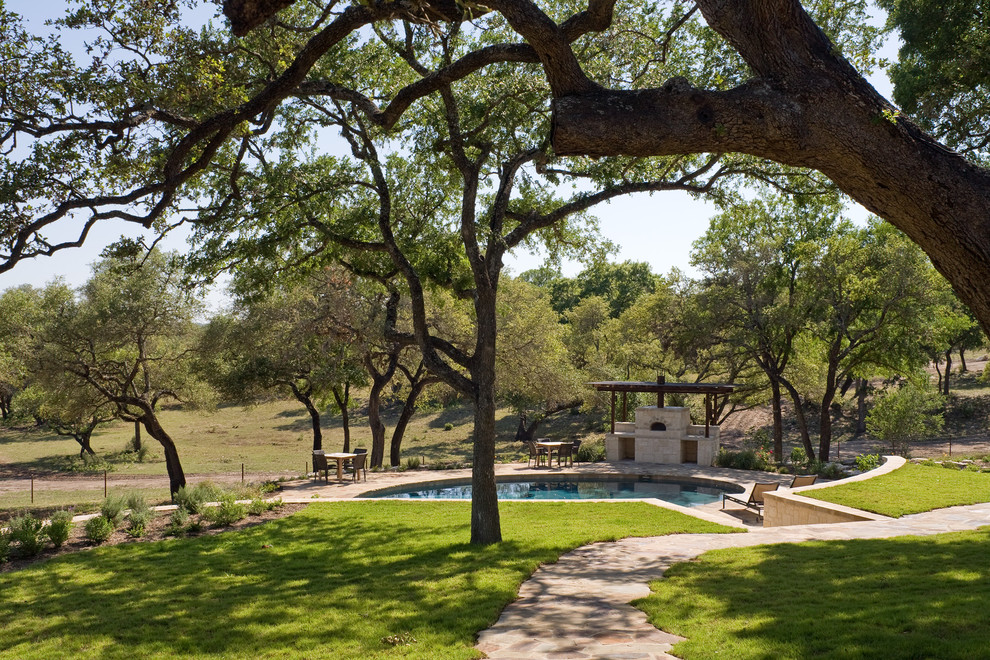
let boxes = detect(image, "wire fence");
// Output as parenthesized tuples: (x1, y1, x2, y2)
(0, 462, 305, 511)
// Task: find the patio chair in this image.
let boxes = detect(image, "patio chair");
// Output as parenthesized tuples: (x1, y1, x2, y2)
(351, 452, 367, 482)
(345, 447, 368, 472)
(312, 451, 330, 482)
(571, 440, 582, 463)
(788, 474, 817, 488)
(556, 442, 574, 468)
(527, 441, 547, 467)
(721, 482, 779, 521)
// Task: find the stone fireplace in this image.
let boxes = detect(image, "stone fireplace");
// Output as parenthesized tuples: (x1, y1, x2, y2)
(604, 406, 720, 465)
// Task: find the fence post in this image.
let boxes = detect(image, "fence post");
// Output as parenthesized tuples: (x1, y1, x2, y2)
(31, 476, 34, 504)
(241, 463, 245, 483)
(104, 470, 107, 498)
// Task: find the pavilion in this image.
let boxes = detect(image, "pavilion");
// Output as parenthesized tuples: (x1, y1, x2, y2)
(590, 378, 736, 465)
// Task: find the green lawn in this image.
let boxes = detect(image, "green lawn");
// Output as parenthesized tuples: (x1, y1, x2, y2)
(636, 528, 990, 659)
(806, 462, 990, 517)
(0, 501, 735, 659)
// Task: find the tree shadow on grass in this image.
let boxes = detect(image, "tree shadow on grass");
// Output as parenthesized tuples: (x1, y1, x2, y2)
(0, 502, 572, 659)
(636, 530, 990, 659)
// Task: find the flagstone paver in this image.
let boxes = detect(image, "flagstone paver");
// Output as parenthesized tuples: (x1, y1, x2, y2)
(475, 502, 990, 659)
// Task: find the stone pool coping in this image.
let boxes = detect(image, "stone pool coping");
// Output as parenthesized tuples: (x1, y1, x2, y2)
(277, 459, 899, 528)
(762, 455, 904, 526)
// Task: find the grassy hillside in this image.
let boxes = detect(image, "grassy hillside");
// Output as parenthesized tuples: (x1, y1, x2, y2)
(0, 397, 605, 478)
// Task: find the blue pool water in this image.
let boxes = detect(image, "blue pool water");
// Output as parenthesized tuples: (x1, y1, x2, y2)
(362, 476, 742, 507)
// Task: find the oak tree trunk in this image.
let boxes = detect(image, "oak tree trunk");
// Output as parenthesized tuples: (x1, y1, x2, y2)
(470, 284, 502, 545)
(333, 383, 351, 452)
(770, 379, 783, 460)
(141, 412, 187, 496)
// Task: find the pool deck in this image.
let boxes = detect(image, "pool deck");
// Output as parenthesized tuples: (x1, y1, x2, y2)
(278, 460, 805, 528)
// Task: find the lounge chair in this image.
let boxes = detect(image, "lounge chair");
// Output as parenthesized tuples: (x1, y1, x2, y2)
(788, 474, 817, 488)
(722, 482, 779, 521)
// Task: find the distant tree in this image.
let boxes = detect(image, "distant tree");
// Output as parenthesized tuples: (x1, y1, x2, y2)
(495, 278, 585, 443)
(693, 193, 835, 459)
(798, 220, 935, 460)
(33, 249, 209, 495)
(201, 271, 365, 452)
(563, 296, 614, 375)
(880, 0, 990, 163)
(0, 284, 54, 421)
(866, 378, 946, 455)
(16, 383, 116, 458)
(923, 284, 983, 394)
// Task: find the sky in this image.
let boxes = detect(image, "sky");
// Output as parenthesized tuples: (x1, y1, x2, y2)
(0, 2, 897, 312)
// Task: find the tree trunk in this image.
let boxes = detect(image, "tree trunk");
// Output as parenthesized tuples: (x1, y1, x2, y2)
(818, 385, 837, 462)
(469, 281, 502, 545)
(389, 376, 433, 466)
(291, 386, 323, 451)
(780, 379, 815, 460)
(133, 420, 142, 451)
(770, 379, 783, 460)
(140, 412, 186, 496)
(960, 347, 968, 373)
(76, 432, 97, 458)
(855, 378, 868, 436)
(333, 383, 351, 452)
(365, 353, 398, 468)
(514, 413, 531, 443)
(943, 348, 953, 395)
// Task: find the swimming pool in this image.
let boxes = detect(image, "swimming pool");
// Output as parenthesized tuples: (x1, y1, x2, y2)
(361, 475, 743, 507)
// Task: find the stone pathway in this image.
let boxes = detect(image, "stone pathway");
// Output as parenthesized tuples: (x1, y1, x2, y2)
(475, 502, 990, 659)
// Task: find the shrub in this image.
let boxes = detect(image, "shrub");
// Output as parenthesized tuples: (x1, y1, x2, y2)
(84, 516, 115, 544)
(755, 447, 774, 469)
(809, 459, 847, 479)
(247, 498, 270, 515)
(855, 453, 881, 471)
(126, 502, 153, 537)
(44, 511, 73, 548)
(404, 456, 421, 470)
(866, 379, 945, 455)
(175, 482, 223, 514)
(443, 422, 454, 431)
(0, 531, 10, 563)
(9, 514, 46, 558)
(715, 449, 764, 471)
(790, 446, 808, 466)
(576, 439, 606, 463)
(743, 427, 773, 452)
(164, 508, 189, 536)
(202, 493, 246, 527)
(100, 493, 128, 528)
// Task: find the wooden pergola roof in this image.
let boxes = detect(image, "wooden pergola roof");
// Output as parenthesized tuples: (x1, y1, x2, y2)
(589, 381, 737, 395)
(589, 380, 737, 436)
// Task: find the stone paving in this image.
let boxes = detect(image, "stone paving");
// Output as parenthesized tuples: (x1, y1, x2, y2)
(475, 502, 990, 659)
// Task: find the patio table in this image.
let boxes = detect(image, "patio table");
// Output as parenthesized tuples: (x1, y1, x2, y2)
(535, 441, 570, 467)
(325, 452, 358, 482)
